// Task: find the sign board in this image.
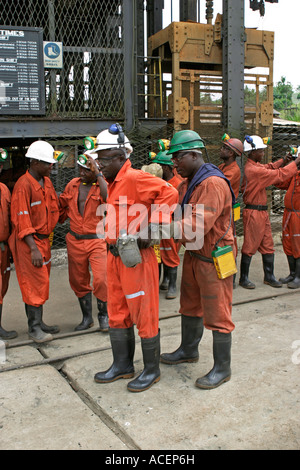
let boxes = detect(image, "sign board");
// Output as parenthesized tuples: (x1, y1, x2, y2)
(43, 41, 63, 69)
(0, 25, 45, 115)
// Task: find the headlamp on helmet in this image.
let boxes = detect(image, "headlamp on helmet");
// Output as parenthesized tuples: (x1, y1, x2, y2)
(157, 139, 170, 152)
(83, 136, 97, 151)
(0, 148, 8, 162)
(53, 151, 64, 162)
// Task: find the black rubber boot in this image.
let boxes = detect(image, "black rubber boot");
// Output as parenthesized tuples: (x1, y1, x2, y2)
(279, 255, 296, 284)
(127, 331, 160, 392)
(75, 292, 94, 331)
(195, 331, 231, 390)
(94, 327, 135, 383)
(166, 266, 177, 299)
(262, 253, 282, 287)
(0, 304, 18, 340)
(36, 305, 60, 334)
(287, 258, 300, 289)
(160, 315, 204, 364)
(97, 299, 109, 332)
(239, 254, 256, 289)
(26, 304, 53, 343)
(160, 264, 169, 290)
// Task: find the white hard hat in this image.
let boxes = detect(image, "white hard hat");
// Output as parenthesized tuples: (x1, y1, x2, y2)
(25, 140, 56, 164)
(243, 135, 267, 152)
(92, 124, 133, 157)
(77, 150, 98, 169)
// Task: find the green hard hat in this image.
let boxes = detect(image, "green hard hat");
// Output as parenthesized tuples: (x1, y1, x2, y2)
(167, 130, 205, 155)
(151, 150, 173, 166)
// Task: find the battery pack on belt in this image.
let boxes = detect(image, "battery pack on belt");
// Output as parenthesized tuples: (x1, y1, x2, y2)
(245, 204, 268, 211)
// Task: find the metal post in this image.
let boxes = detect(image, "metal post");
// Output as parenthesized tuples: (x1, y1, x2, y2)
(179, 0, 197, 22)
(222, 0, 245, 137)
(123, 0, 136, 132)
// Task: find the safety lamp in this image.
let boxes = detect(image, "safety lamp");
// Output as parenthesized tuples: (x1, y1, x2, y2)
(289, 146, 298, 156)
(78, 154, 88, 165)
(149, 151, 156, 160)
(158, 139, 170, 151)
(263, 137, 271, 145)
(53, 151, 64, 162)
(222, 133, 230, 142)
(83, 136, 97, 150)
(0, 148, 8, 161)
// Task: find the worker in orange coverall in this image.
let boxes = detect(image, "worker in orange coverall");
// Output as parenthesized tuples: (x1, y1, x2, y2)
(59, 150, 109, 332)
(9, 141, 60, 343)
(150, 142, 181, 299)
(239, 135, 300, 290)
(92, 124, 178, 393)
(160, 130, 236, 390)
(218, 135, 243, 288)
(0, 151, 17, 339)
(276, 146, 300, 289)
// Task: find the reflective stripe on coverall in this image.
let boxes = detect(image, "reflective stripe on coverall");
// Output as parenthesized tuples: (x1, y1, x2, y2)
(178, 176, 236, 334)
(0, 183, 11, 304)
(276, 171, 300, 258)
(105, 160, 179, 338)
(241, 158, 298, 256)
(9, 171, 59, 306)
(59, 178, 107, 300)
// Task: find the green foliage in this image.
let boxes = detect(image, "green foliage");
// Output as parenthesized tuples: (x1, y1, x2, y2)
(273, 76, 294, 111)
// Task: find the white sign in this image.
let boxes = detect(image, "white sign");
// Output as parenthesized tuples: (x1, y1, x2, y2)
(43, 41, 63, 69)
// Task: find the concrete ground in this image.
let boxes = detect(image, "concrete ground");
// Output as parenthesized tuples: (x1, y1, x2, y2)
(0, 244, 299, 450)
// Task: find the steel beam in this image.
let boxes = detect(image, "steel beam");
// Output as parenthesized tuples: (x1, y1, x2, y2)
(222, 0, 245, 136)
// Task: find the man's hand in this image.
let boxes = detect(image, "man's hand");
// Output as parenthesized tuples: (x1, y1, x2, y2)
(30, 246, 44, 267)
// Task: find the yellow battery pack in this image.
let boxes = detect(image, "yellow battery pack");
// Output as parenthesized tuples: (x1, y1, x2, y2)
(212, 246, 237, 280)
(233, 203, 240, 222)
(153, 244, 161, 263)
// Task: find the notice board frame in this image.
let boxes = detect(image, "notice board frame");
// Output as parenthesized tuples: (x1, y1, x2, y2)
(0, 25, 45, 115)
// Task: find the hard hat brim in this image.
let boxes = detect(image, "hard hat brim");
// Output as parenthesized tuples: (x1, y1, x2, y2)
(25, 153, 56, 164)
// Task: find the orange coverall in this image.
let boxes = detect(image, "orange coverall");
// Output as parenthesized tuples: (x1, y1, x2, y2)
(276, 171, 300, 258)
(219, 160, 241, 254)
(59, 178, 107, 301)
(218, 161, 241, 200)
(178, 176, 236, 334)
(105, 160, 178, 338)
(0, 183, 11, 304)
(241, 158, 298, 256)
(160, 173, 182, 268)
(9, 171, 59, 306)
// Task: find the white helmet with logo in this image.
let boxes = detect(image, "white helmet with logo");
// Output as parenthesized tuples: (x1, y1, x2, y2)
(243, 135, 267, 153)
(25, 140, 56, 164)
(92, 123, 133, 157)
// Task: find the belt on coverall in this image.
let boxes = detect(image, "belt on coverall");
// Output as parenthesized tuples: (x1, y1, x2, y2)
(69, 230, 99, 240)
(245, 204, 268, 211)
(187, 250, 214, 263)
(35, 233, 50, 240)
